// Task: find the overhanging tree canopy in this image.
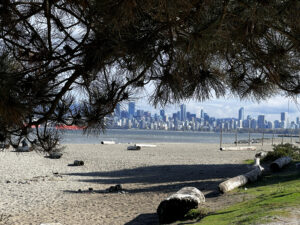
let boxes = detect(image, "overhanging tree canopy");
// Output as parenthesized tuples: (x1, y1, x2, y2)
(0, 0, 299, 151)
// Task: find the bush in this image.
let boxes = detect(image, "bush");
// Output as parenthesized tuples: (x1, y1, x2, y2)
(262, 143, 300, 162)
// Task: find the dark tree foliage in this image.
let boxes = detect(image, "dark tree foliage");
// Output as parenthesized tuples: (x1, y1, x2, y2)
(0, 0, 299, 151)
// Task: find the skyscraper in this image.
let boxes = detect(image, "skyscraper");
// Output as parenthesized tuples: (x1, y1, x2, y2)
(180, 104, 186, 121)
(200, 109, 204, 118)
(238, 107, 244, 121)
(257, 115, 265, 129)
(280, 112, 286, 122)
(128, 102, 135, 118)
(114, 103, 121, 118)
(160, 109, 165, 118)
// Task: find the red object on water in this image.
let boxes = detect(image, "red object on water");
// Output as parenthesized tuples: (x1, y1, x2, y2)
(56, 125, 85, 130)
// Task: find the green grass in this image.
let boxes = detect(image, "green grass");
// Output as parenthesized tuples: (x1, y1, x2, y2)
(185, 164, 300, 225)
(243, 159, 255, 165)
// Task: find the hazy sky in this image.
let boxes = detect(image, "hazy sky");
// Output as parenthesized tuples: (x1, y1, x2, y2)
(130, 93, 300, 122)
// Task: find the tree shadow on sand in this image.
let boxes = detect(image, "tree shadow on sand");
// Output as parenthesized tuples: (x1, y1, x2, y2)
(63, 163, 253, 194)
(63, 164, 253, 225)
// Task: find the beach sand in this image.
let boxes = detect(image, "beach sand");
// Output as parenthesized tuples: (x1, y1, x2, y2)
(0, 141, 283, 225)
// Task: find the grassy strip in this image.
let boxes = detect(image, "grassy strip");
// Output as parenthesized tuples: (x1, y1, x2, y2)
(243, 159, 255, 165)
(186, 164, 300, 225)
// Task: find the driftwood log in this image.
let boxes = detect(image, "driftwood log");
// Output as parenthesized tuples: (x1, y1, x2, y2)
(136, 144, 157, 148)
(157, 187, 205, 224)
(127, 145, 141, 150)
(101, 141, 115, 145)
(49, 152, 63, 159)
(74, 160, 84, 166)
(220, 146, 256, 151)
(219, 166, 264, 193)
(270, 157, 292, 172)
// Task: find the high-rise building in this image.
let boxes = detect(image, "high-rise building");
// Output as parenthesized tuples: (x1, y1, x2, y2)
(238, 107, 244, 121)
(200, 109, 204, 118)
(160, 109, 165, 118)
(128, 102, 135, 118)
(180, 104, 186, 121)
(281, 112, 286, 122)
(114, 103, 121, 118)
(257, 115, 265, 129)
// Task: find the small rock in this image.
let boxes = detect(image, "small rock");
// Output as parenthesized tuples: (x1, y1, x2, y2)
(108, 184, 123, 193)
(115, 184, 122, 191)
(88, 188, 93, 192)
(78, 189, 82, 193)
(6, 180, 11, 183)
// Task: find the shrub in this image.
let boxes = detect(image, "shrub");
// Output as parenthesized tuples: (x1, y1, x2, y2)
(262, 143, 300, 162)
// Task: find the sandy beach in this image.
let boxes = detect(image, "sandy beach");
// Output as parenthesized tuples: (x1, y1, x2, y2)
(0, 141, 282, 225)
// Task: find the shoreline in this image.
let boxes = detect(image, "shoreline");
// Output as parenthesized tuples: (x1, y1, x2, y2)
(0, 142, 294, 224)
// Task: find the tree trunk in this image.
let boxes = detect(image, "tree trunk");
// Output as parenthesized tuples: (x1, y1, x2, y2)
(127, 145, 141, 150)
(157, 187, 205, 224)
(270, 157, 292, 172)
(101, 141, 115, 144)
(219, 166, 263, 193)
(220, 146, 256, 151)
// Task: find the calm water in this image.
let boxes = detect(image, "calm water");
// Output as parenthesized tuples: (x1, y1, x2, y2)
(61, 129, 274, 144)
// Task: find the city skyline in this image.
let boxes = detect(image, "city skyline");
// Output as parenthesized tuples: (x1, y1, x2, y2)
(128, 93, 300, 122)
(116, 98, 300, 123)
(113, 100, 300, 131)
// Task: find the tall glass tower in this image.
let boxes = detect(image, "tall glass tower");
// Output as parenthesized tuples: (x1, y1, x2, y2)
(238, 107, 244, 121)
(180, 104, 186, 121)
(128, 102, 135, 118)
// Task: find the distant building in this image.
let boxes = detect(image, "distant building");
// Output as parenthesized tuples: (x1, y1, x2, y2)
(200, 109, 204, 118)
(128, 102, 135, 118)
(281, 112, 286, 122)
(136, 109, 144, 118)
(160, 109, 165, 118)
(180, 104, 186, 121)
(251, 119, 257, 129)
(238, 107, 244, 121)
(257, 115, 265, 129)
(114, 103, 121, 118)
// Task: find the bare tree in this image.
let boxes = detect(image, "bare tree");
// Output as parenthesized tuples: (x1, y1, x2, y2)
(0, 0, 299, 151)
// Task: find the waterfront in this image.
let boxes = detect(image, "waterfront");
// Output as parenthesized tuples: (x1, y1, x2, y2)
(61, 129, 276, 144)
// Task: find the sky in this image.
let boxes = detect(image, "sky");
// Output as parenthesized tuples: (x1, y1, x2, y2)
(131, 94, 300, 122)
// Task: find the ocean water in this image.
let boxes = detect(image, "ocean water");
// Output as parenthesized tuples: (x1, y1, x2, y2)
(61, 129, 275, 144)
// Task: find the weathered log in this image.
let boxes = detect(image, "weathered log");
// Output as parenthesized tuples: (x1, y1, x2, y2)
(255, 151, 267, 158)
(220, 146, 256, 151)
(254, 157, 260, 166)
(49, 152, 63, 159)
(127, 145, 141, 150)
(219, 175, 248, 193)
(270, 157, 292, 172)
(219, 166, 264, 193)
(244, 166, 264, 182)
(74, 160, 84, 166)
(136, 144, 157, 148)
(157, 187, 205, 224)
(101, 141, 115, 145)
